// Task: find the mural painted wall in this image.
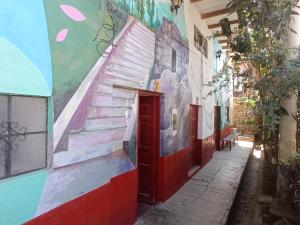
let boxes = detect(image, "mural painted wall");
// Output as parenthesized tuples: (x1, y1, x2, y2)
(0, 2, 53, 224)
(0, 0, 224, 224)
(44, 0, 127, 119)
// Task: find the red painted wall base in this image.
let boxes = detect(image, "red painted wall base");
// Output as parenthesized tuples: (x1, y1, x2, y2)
(158, 147, 189, 202)
(198, 135, 215, 167)
(23, 169, 137, 225)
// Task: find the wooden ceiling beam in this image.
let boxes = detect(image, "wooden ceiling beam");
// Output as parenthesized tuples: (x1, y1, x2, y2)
(201, 8, 230, 19)
(191, 0, 203, 3)
(219, 39, 228, 44)
(208, 19, 239, 29)
(214, 32, 225, 37)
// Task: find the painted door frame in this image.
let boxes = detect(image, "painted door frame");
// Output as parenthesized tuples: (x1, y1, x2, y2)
(137, 90, 161, 204)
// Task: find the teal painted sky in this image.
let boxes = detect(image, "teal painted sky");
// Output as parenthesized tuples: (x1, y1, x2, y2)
(0, 170, 47, 225)
(115, 0, 188, 40)
(0, 0, 52, 96)
(0, 37, 51, 96)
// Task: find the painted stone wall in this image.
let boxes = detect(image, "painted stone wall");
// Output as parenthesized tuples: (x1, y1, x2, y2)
(150, 18, 191, 155)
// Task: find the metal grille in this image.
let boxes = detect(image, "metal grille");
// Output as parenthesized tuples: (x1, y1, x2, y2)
(194, 25, 208, 58)
(0, 95, 47, 179)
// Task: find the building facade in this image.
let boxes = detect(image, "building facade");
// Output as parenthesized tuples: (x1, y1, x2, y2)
(0, 1, 233, 225)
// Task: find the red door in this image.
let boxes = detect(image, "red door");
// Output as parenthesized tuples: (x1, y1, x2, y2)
(138, 95, 159, 204)
(189, 105, 198, 169)
(214, 106, 221, 151)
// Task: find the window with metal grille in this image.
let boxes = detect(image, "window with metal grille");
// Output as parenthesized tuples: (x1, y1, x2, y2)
(0, 95, 47, 179)
(194, 25, 208, 58)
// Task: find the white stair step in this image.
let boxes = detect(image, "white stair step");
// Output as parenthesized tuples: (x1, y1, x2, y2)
(120, 42, 154, 62)
(108, 58, 150, 74)
(112, 87, 135, 98)
(120, 46, 154, 65)
(69, 127, 126, 150)
(85, 116, 128, 130)
(130, 25, 155, 42)
(112, 107, 132, 117)
(91, 94, 134, 107)
(103, 71, 142, 84)
(87, 106, 133, 118)
(112, 96, 135, 108)
(124, 33, 155, 56)
(53, 141, 123, 168)
(106, 62, 147, 78)
(103, 72, 142, 88)
(116, 51, 154, 69)
(101, 76, 142, 88)
(91, 95, 112, 107)
(93, 82, 112, 94)
(126, 30, 155, 48)
(114, 53, 153, 70)
(87, 106, 111, 118)
(129, 28, 155, 44)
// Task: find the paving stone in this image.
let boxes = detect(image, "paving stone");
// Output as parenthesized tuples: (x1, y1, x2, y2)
(135, 141, 253, 225)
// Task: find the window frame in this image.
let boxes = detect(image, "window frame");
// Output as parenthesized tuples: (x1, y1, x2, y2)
(194, 25, 208, 58)
(0, 94, 48, 180)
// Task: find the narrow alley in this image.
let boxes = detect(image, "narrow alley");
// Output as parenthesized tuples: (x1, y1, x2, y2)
(136, 140, 253, 225)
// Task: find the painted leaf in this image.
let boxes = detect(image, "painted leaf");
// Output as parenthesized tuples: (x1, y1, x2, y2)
(60, 4, 86, 22)
(56, 28, 69, 42)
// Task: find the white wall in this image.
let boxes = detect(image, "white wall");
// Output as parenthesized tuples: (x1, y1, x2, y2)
(185, 1, 216, 139)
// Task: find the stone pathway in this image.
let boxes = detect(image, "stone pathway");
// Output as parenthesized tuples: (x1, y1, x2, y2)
(135, 140, 253, 225)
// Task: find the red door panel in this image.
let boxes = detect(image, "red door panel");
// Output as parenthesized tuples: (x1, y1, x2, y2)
(138, 96, 158, 204)
(189, 105, 198, 168)
(214, 106, 221, 151)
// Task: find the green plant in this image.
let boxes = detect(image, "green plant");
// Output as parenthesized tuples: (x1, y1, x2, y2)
(217, 0, 300, 163)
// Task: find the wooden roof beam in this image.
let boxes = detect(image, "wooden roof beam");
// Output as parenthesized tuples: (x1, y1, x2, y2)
(219, 39, 228, 44)
(201, 8, 230, 19)
(208, 19, 239, 29)
(191, 0, 203, 3)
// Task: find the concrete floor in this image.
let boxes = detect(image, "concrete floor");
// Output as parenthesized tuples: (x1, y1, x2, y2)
(135, 141, 253, 225)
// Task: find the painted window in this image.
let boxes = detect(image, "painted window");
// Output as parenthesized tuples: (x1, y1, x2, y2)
(194, 25, 208, 58)
(172, 48, 177, 72)
(0, 95, 47, 179)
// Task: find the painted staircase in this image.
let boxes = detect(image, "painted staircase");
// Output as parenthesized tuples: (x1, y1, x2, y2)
(53, 18, 155, 168)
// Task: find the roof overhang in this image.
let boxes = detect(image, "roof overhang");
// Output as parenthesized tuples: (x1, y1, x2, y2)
(192, 0, 238, 53)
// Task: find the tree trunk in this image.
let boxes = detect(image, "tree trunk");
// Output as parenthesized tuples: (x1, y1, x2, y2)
(277, 3, 300, 207)
(278, 94, 298, 161)
(278, 3, 300, 162)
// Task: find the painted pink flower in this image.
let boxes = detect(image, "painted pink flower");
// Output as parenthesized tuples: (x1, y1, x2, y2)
(56, 28, 69, 42)
(60, 4, 86, 22)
